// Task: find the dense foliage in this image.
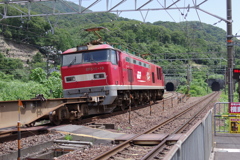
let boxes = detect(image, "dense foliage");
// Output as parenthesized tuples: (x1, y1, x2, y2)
(0, 68, 62, 101)
(0, 53, 62, 101)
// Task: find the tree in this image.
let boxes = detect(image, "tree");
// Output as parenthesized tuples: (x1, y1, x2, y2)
(30, 68, 47, 83)
(32, 52, 43, 63)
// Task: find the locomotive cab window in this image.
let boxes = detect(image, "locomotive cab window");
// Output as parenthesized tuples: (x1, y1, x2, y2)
(62, 53, 82, 66)
(62, 49, 115, 66)
(83, 50, 109, 63)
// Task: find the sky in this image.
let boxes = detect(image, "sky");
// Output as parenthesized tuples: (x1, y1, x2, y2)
(69, 0, 240, 35)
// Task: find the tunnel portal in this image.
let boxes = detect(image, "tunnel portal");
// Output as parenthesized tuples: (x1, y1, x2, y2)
(166, 82, 175, 91)
(206, 79, 225, 91)
(165, 79, 180, 92)
(211, 81, 220, 91)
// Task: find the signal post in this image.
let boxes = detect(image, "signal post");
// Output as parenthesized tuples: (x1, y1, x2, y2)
(227, 69, 240, 133)
(233, 69, 240, 101)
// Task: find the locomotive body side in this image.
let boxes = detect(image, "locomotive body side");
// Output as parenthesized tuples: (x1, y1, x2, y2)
(119, 51, 165, 88)
(116, 51, 165, 104)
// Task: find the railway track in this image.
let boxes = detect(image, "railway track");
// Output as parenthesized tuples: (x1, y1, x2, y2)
(0, 92, 182, 143)
(77, 91, 183, 128)
(92, 92, 220, 160)
(0, 92, 189, 159)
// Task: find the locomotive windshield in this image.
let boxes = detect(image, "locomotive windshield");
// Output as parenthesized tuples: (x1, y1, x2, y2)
(62, 49, 117, 66)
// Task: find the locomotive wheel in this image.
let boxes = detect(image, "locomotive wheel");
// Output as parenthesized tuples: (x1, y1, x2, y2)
(49, 111, 61, 125)
(132, 100, 138, 107)
(51, 115, 61, 125)
(138, 100, 143, 105)
(115, 105, 126, 111)
(120, 105, 125, 111)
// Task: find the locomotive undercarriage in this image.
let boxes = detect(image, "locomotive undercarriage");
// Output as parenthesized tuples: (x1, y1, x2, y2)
(114, 89, 164, 111)
(48, 101, 114, 125)
(49, 104, 88, 125)
(48, 89, 164, 125)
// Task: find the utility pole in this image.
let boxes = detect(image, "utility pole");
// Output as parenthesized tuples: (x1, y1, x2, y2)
(186, 64, 191, 95)
(206, 73, 209, 93)
(227, 0, 234, 102)
(224, 67, 227, 95)
(46, 49, 50, 79)
(238, 81, 240, 102)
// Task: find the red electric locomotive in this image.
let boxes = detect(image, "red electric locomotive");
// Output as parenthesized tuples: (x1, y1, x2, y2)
(61, 27, 164, 115)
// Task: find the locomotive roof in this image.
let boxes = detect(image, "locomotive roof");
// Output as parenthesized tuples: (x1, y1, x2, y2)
(62, 44, 114, 54)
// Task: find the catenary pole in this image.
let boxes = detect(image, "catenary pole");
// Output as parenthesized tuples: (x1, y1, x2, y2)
(227, 0, 234, 102)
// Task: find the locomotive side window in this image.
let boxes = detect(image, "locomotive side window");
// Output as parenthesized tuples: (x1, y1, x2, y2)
(124, 57, 149, 68)
(152, 72, 155, 83)
(156, 67, 162, 80)
(110, 50, 117, 65)
(128, 69, 134, 83)
(157, 68, 159, 79)
(159, 68, 162, 80)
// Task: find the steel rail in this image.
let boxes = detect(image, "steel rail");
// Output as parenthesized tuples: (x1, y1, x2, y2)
(141, 92, 220, 160)
(92, 92, 218, 159)
(174, 92, 220, 134)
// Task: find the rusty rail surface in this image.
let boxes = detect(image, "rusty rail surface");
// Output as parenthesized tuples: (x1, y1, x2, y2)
(92, 92, 219, 160)
(142, 92, 220, 160)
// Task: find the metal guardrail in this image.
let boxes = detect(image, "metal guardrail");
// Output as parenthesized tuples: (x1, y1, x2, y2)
(166, 109, 213, 160)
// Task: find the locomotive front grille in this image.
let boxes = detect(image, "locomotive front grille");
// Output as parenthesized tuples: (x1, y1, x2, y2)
(63, 86, 118, 105)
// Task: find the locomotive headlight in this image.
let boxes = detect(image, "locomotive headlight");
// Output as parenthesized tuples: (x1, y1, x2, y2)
(66, 76, 76, 82)
(94, 74, 100, 79)
(94, 73, 105, 79)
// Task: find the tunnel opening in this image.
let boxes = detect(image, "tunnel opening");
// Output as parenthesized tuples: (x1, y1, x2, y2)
(166, 82, 175, 91)
(211, 82, 220, 91)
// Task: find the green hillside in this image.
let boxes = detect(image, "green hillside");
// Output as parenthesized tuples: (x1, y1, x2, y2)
(0, 1, 238, 99)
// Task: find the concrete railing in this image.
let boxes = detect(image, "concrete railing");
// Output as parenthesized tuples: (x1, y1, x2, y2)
(165, 110, 213, 160)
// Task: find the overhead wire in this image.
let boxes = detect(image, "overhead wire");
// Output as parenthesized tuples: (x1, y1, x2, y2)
(185, 0, 225, 60)
(100, 0, 189, 61)
(76, 6, 226, 74)
(0, 22, 47, 37)
(0, 3, 195, 57)
(70, 11, 153, 56)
